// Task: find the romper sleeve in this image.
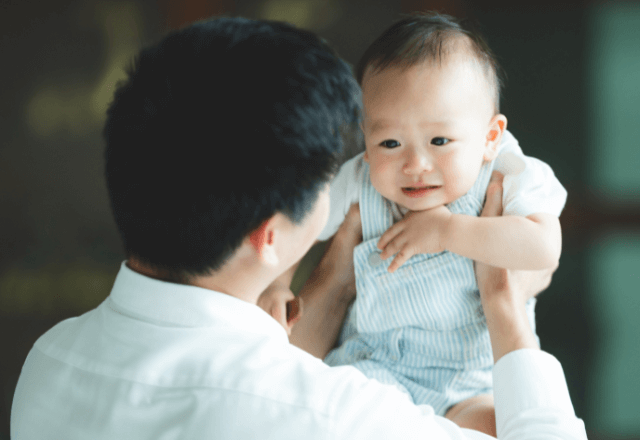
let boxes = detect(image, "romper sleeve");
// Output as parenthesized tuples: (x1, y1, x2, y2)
(316, 153, 364, 241)
(493, 131, 568, 217)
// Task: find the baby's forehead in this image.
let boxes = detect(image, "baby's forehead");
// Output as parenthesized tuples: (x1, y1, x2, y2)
(360, 56, 497, 128)
(361, 39, 498, 111)
(364, 57, 493, 103)
(365, 51, 486, 84)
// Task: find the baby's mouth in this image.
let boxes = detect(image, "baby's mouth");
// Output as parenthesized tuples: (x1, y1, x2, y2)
(401, 185, 441, 197)
(402, 185, 439, 191)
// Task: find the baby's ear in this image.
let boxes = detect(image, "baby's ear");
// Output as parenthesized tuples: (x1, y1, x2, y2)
(484, 114, 507, 161)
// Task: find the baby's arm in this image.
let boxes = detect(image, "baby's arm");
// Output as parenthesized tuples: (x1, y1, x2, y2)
(444, 211, 561, 270)
(378, 207, 561, 271)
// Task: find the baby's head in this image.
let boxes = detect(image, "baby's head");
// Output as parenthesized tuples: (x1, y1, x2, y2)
(357, 13, 507, 211)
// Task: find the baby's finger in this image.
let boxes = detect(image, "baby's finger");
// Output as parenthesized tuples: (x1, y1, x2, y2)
(379, 233, 406, 260)
(388, 248, 412, 273)
(377, 222, 403, 251)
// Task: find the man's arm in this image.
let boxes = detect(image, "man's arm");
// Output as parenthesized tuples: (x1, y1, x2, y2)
(475, 171, 587, 439)
(289, 203, 361, 358)
(451, 172, 585, 440)
(474, 171, 555, 361)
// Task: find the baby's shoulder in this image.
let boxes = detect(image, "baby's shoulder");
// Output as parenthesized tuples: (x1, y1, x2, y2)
(335, 151, 367, 184)
(343, 151, 366, 171)
(495, 130, 556, 175)
(497, 130, 524, 156)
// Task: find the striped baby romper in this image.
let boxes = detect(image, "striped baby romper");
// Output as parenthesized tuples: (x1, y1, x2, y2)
(324, 157, 538, 416)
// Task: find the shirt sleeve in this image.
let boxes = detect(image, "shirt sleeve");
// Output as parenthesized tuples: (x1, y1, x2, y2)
(331, 349, 587, 440)
(493, 349, 588, 440)
(316, 153, 364, 241)
(330, 366, 462, 440)
(494, 131, 568, 217)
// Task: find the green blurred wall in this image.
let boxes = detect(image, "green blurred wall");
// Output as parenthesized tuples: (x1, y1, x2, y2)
(587, 3, 640, 435)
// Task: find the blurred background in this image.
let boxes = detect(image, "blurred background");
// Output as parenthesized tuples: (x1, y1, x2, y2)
(1, 0, 639, 438)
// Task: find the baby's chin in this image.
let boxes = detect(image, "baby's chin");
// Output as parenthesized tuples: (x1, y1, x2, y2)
(392, 197, 440, 212)
(392, 194, 458, 212)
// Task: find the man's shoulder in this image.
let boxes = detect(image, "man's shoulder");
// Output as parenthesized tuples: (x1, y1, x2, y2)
(14, 311, 436, 439)
(30, 310, 94, 359)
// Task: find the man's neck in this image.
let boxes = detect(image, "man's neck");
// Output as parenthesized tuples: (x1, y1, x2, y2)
(126, 259, 179, 283)
(126, 249, 275, 305)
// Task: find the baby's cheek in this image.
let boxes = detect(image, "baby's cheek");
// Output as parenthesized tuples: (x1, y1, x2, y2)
(368, 169, 384, 192)
(441, 156, 474, 196)
(368, 164, 393, 196)
(371, 156, 396, 176)
(447, 156, 484, 194)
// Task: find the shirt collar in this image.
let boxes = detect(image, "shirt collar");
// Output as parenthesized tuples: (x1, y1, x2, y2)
(108, 261, 287, 340)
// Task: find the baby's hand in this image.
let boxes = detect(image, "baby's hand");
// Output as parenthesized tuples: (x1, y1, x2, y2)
(257, 285, 302, 336)
(377, 205, 452, 273)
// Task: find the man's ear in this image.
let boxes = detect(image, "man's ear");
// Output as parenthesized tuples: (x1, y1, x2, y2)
(483, 114, 507, 161)
(249, 218, 279, 266)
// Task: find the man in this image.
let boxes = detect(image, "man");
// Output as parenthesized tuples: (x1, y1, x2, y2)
(11, 16, 587, 439)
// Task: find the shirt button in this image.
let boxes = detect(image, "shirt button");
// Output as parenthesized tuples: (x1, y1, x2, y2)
(368, 252, 383, 267)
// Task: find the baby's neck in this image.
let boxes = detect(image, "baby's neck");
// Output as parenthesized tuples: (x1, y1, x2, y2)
(389, 202, 409, 222)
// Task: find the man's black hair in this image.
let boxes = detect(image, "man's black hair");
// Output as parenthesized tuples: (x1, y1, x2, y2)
(356, 12, 503, 112)
(104, 17, 361, 281)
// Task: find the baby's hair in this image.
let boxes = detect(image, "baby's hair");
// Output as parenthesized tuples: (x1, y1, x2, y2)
(356, 12, 504, 113)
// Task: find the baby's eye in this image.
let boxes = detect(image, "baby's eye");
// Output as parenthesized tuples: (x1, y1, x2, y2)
(380, 139, 401, 148)
(431, 137, 450, 146)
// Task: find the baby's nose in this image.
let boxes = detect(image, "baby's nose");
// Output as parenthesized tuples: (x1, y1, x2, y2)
(403, 149, 433, 174)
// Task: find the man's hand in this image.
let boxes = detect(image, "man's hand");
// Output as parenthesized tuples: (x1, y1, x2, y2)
(322, 203, 362, 296)
(475, 171, 556, 306)
(257, 285, 302, 336)
(475, 171, 558, 362)
(377, 205, 452, 273)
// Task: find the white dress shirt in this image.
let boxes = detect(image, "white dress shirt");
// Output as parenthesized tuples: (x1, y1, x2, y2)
(12, 262, 587, 439)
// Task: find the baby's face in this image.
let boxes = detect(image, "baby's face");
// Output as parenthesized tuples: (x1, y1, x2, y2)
(361, 56, 498, 211)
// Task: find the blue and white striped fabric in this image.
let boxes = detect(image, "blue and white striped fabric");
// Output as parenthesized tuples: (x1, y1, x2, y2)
(325, 158, 538, 416)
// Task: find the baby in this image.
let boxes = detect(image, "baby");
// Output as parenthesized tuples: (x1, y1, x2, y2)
(321, 12, 568, 434)
(263, 12, 566, 437)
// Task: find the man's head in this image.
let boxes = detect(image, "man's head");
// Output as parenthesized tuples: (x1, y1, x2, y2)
(104, 17, 360, 282)
(357, 13, 507, 211)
